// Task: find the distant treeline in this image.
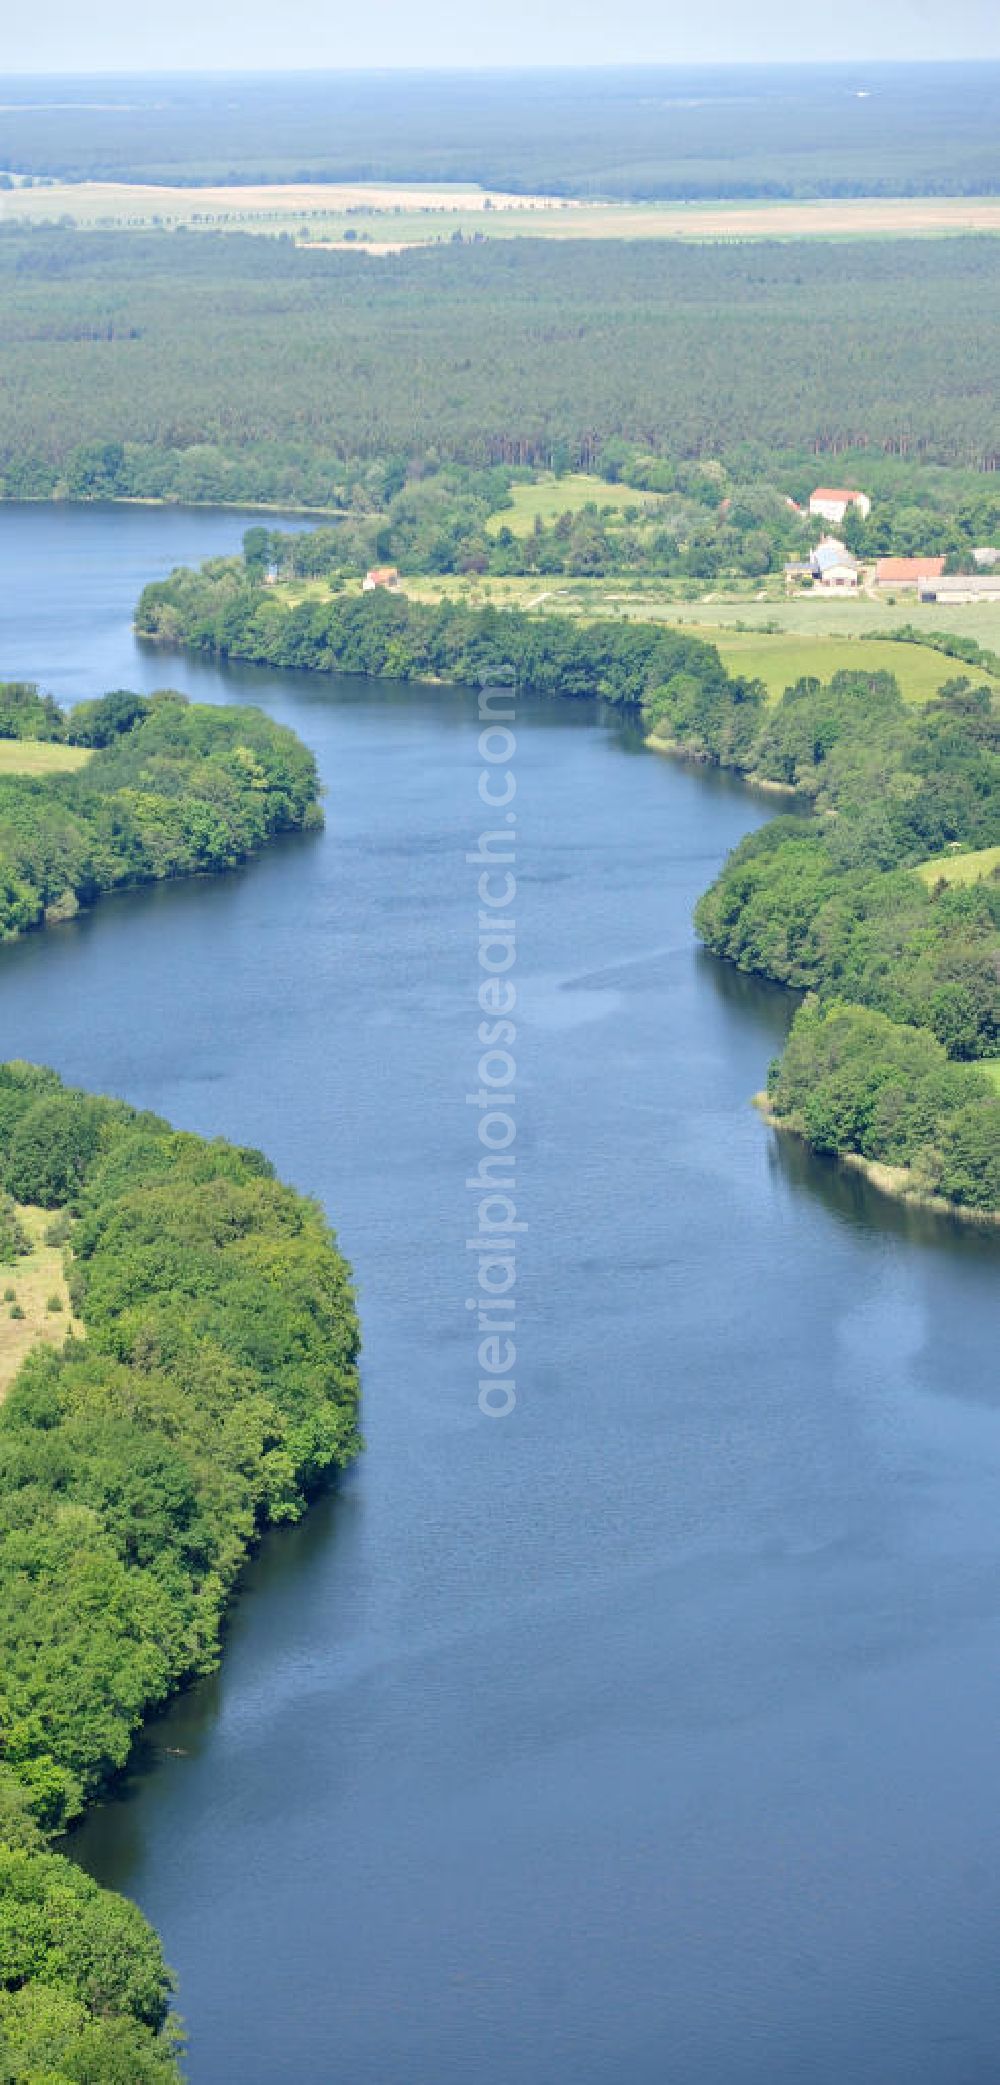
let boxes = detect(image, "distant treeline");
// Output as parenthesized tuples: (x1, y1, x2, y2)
(2, 230, 1000, 501)
(144, 555, 1000, 1211)
(0, 1063, 361, 2075)
(0, 684, 321, 942)
(1, 67, 997, 198)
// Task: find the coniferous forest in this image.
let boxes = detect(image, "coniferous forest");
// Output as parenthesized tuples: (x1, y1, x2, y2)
(2, 67, 998, 196)
(2, 230, 1000, 509)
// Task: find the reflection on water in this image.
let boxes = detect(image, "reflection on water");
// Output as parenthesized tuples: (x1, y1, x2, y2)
(766, 1120, 1000, 1262)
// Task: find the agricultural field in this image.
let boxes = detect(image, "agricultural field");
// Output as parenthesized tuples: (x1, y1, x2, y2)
(695, 631, 998, 704)
(0, 1203, 80, 1399)
(5, 182, 1000, 248)
(0, 740, 92, 777)
(383, 573, 1000, 649)
(914, 844, 1000, 889)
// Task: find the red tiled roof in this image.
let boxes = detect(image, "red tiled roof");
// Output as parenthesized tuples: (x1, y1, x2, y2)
(876, 557, 946, 581)
(810, 487, 863, 503)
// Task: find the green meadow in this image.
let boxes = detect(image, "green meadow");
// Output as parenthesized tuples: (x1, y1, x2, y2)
(486, 473, 668, 536)
(914, 844, 1000, 889)
(701, 632, 996, 706)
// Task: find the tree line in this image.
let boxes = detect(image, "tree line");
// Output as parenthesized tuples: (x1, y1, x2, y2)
(0, 1062, 361, 2076)
(136, 564, 761, 739)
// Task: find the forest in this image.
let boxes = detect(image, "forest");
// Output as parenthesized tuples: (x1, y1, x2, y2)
(2, 67, 998, 197)
(0, 684, 321, 942)
(143, 555, 1000, 1211)
(0, 1062, 362, 2077)
(2, 229, 1000, 509)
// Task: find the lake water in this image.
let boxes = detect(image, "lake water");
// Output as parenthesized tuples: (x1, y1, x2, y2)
(2, 503, 1000, 2085)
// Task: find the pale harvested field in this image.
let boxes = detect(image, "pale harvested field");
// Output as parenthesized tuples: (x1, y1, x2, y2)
(0, 1204, 81, 1400)
(5, 182, 1000, 245)
(0, 177, 570, 225)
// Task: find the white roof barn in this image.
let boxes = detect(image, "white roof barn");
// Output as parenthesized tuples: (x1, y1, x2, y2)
(808, 487, 871, 524)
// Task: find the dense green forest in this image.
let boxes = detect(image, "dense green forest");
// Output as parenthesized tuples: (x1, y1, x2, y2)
(0, 1062, 361, 2076)
(0, 684, 321, 941)
(2, 67, 998, 196)
(2, 230, 1000, 509)
(144, 557, 1000, 1211)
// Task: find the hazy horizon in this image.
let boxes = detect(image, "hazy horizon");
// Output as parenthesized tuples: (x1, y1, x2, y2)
(6, 0, 1000, 73)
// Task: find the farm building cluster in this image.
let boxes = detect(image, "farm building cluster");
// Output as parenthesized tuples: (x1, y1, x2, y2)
(784, 489, 1000, 600)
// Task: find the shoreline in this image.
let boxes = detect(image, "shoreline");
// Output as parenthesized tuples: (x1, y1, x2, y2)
(753, 1091, 1000, 1228)
(0, 493, 348, 518)
(645, 732, 802, 799)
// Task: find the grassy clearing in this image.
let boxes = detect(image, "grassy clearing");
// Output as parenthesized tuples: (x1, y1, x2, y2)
(0, 1204, 81, 1400)
(981, 1062, 1000, 1094)
(486, 473, 666, 536)
(914, 845, 1000, 889)
(0, 740, 93, 777)
(699, 631, 989, 705)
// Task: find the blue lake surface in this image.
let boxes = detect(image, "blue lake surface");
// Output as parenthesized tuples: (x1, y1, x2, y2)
(2, 503, 999, 2085)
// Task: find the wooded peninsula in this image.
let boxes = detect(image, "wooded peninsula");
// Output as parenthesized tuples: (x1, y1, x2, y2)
(0, 684, 322, 942)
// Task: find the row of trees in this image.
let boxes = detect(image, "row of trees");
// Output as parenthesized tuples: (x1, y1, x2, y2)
(0, 685, 322, 942)
(248, 473, 812, 584)
(0, 1062, 362, 2074)
(136, 563, 761, 737)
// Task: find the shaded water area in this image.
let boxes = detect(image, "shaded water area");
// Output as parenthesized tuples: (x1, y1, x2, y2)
(2, 504, 999, 2085)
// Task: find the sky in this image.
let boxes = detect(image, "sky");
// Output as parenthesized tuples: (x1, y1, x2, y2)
(5, 0, 1000, 70)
